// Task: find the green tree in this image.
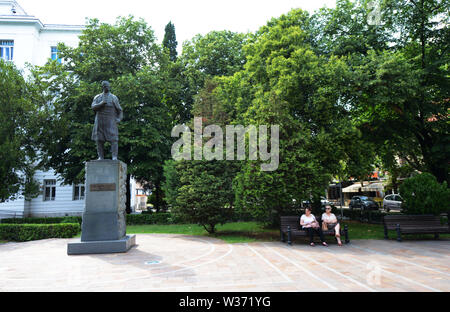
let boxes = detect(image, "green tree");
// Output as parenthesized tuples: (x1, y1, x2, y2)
(224, 9, 354, 224)
(309, 0, 392, 57)
(348, 49, 449, 184)
(180, 30, 248, 117)
(163, 30, 249, 227)
(171, 160, 235, 234)
(310, 0, 449, 184)
(32, 17, 173, 212)
(162, 21, 178, 62)
(162, 160, 180, 210)
(0, 60, 40, 202)
(342, 129, 379, 186)
(164, 79, 241, 231)
(343, 0, 450, 183)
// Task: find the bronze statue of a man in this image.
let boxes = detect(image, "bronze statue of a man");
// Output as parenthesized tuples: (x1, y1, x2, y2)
(91, 81, 123, 160)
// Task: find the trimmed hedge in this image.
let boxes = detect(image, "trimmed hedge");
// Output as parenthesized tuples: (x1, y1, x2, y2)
(0, 216, 82, 224)
(0, 211, 256, 226)
(1, 213, 182, 226)
(0, 223, 81, 242)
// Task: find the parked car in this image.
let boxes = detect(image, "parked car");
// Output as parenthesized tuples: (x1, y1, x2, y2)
(302, 196, 330, 208)
(383, 194, 403, 212)
(349, 196, 379, 211)
(321, 196, 331, 206)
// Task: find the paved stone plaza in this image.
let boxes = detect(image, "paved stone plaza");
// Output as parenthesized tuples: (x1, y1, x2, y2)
(0, 234, 449, 292)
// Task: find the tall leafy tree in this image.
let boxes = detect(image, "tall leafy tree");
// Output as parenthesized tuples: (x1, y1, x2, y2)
(309, 0, 392, 57)
(33, 17, 173, 212)
(179, 30, 248, 117)
(348, 47, 449, 183)
(0, 60, 40, 202)
(381, 0, 450, 183)
(162, 21, 178, 62)
(224, 9, 354, 224)
(311, 0, 449, 184)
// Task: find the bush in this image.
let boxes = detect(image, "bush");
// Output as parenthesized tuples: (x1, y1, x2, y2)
(399, 173, 450, 215)
(0, 216, 82, 224)
(0, 223, 81, 242)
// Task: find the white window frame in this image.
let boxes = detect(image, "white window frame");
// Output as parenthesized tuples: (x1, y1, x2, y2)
(0, 40, 14, 62)
(50, 46, 62, 63)
(43, 180, 56, 201)
(73, 184, 85, 201)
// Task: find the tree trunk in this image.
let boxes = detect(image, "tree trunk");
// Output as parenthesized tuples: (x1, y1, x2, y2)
(155, 179, 161, 213)
(126, 173, 132, 214)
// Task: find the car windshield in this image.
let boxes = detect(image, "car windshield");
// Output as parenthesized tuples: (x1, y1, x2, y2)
(359, 196, 369, 200)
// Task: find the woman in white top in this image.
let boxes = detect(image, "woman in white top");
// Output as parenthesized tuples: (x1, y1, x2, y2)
(300, 207, 328, 247)
(322, 205, 342, 246)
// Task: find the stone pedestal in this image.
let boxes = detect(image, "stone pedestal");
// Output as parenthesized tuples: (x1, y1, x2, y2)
(68, 160, 136, 255)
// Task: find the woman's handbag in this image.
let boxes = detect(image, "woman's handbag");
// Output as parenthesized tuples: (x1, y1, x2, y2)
(322, 221, 328, 231)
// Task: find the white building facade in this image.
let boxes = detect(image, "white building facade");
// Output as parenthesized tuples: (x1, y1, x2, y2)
(0, 1, 137, 218)
(0, 1, 82, 69)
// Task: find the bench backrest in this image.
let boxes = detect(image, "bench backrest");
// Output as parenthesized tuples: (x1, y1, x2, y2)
(280, 215, 325, 231)
(280, 216, 300, 231)
(383, 215, 442, 228)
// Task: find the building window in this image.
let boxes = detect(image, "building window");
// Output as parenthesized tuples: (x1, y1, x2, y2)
(139, 197, 147, 209)
(51, 46, 61, 63)
(0, 40, 14, 62)
(73, 184, 85, 201)
(44, 180, 56, 201)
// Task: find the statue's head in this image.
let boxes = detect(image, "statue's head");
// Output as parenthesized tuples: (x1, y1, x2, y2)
(102, 81, 110, 93)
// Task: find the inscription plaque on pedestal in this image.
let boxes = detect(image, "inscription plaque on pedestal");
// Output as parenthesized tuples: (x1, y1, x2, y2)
(90, 183, 116, 192)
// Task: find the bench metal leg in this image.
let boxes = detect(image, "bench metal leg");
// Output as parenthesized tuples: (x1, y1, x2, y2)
(396, 224, 402, 242)
(344, 225, 350, 244)
(281, 230, 285, 243)
(287, 226, 292, 246)
(434, 233, 439, 240)
(384, 225, 388, 239)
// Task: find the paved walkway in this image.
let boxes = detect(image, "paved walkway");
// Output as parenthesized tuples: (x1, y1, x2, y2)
(0, 234, 449, 292)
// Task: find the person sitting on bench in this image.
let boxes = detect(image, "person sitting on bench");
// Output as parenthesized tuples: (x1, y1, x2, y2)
(300, 208, 328, 247)
(322, 205, 342, 246)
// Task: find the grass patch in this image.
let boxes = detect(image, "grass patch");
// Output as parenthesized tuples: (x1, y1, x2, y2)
(1, 221, 446, 244)
(127, 221, 450, 243)
(341, 220, 450, 240)
(341, 220, 386, 239)
(127, 222, 280, 243)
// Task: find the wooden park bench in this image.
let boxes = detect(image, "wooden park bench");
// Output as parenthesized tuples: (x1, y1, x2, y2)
(280, 216, 349, 245)
(383, 214, 450, 242)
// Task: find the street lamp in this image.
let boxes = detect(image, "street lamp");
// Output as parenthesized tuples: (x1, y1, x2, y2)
(339, 182, 344, 220)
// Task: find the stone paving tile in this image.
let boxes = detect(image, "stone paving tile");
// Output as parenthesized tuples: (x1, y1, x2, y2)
(0, 234, 448, 292)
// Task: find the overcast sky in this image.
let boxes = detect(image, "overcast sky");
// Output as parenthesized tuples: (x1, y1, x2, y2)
(18, 0, 336, 48)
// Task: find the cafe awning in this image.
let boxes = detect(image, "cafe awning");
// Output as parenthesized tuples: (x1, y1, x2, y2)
(361, 182, 385, 192)
(342, 183, 364, 193)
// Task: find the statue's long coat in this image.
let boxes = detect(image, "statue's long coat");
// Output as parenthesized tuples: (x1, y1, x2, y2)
(91, 92, 123, 142)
